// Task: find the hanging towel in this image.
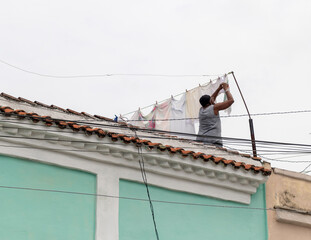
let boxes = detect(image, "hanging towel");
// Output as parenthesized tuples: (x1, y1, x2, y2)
(185, 87, 202, 120)
(130, 107, 156, 129)
(171, 93, 196, 139)
(155, 99, 171, 131)
(186, 76, 232, 119)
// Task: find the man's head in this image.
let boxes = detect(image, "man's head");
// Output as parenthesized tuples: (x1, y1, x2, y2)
(199, 95, 211, 107)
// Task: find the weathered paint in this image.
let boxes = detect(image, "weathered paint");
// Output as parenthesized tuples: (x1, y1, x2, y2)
(0, 154, 96, 240)
(119, 180, 268, 240)
(266, 168, 311, 240)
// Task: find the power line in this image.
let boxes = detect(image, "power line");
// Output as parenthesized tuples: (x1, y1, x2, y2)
(1, 118, 311, 157)
(135, 130, 160, 240)
(121, 74, 229, 116)
(0, 185, 275, 211)
(0, 58, 222, 79)
(1, 116, 310, 150)
(0, 143, 310, 163)
(0, 127, 311, 155)
(1, 109, 311, 151)
(123, 109, 311, 121)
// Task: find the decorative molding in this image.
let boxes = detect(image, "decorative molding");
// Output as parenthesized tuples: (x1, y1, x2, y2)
(274, 168, 311, 182)
(276, 208, 311, 228)
(0, 119, 268, 205)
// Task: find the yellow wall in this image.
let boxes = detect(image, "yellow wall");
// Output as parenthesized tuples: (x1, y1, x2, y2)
(266, 168, 311, 239)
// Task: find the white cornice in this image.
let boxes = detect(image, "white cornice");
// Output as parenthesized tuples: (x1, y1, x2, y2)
(0, 118, 269, 204)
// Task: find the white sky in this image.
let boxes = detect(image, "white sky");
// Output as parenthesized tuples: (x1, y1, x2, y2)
(1, 1, 311, 173)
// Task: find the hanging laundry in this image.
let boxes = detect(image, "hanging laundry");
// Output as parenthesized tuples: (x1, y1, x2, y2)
(186, 75, 232, 119)
(130, 107, 156, 129)
(185, 86, 202, 121)
(127, 74, 230, 138)
(171, 93, 196, 138)
(154, 99, 171, 131)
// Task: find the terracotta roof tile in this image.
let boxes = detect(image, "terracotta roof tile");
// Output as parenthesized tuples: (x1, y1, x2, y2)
(34, 101, 51, 108)
(147, 142, 161, 147)
(51, 105, 67, 112)
(18, 97, 36, 105)
(202, 154, 213, 162)
(213, 157, 224, 163)
(67, 109, 82, 115)
(1, 93, 19, 101)
(243, 164, 253, 170)
(95, 129, 107, 138)
(0, 105, 272, 176)
(180, 150, 194, 157)
(222, 159, 235, 165)
(233, 162, 243, 168)
(192, 152, 204, 159)
(94, 115, 114, 122)
(169, 147, 183, 153)
(158, 145, 168, 151)
(81, 112, 96, 118)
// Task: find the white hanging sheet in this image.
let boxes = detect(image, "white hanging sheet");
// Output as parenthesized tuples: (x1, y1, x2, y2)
(155, 99, 171, 131)
(128, 75, 230, 135)
(171, 93, 196, 139)
(130, 107, 156, 129)
(186, 75, 232, 119)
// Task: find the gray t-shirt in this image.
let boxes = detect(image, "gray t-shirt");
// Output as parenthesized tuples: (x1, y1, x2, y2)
(196, 105, 222, 146)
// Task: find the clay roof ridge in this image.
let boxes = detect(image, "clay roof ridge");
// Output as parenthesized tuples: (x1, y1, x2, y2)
(0, 93, 261, 162)
(0, 105, 271, 176)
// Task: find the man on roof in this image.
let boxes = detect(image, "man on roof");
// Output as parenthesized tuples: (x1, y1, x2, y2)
(196, 83, 234, 147)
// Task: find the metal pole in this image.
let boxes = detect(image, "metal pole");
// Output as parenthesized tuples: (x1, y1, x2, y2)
(229, 71, 257, 157)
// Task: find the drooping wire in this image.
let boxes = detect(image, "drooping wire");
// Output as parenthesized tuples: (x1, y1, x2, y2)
(1, 116, 311, 157)
(0, 58, 222, 79)
(0, 185, 276, 211)
(0, 125, 311, 156)
(121, 74, 229, 116)
(124, 109, 311, 121)
(134, 130, 160, 240)
(0, 114, 310, 150)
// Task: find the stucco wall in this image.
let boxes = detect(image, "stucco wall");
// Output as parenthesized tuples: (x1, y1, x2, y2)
(266, 168, 311, 240)
(0, 154, 96, 240)
(119, 179, 268, 240)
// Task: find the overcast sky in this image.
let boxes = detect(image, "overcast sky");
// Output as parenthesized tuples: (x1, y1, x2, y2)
(1, 1, 311, 173)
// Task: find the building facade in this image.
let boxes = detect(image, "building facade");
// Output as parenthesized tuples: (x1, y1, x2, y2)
(266, 168, 311, 239)
(0, 93, 271, 240)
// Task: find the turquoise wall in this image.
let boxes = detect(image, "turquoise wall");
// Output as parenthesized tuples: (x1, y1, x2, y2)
(0, 155, 96, 240)
(119, 180, 268, 240)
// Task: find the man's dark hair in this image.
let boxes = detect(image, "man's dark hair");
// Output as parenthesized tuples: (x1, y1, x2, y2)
(199, 95, 211, 107)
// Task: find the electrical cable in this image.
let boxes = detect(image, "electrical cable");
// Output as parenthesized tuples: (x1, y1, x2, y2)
(0, 58, 222, 79)
(0, 185, 276, 211)
(0, 141, 310, 162)
(135, 130, 160, 240)
(1, 118, 311, 158)
(123, 110, 311, 121)
(1, 116, 310, 150)
(0, 129, 311, 156)
(121, 74, 229, 116)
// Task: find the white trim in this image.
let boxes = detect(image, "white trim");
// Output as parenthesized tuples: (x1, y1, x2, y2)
(276, 208, 311, 228)
(0, 118, 269, 239)
(96, 173, 119, 240)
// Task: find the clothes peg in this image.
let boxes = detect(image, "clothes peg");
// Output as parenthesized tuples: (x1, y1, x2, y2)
(114, 115, 118, 122)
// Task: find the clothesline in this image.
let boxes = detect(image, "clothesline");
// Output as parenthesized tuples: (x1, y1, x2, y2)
(121, 75, 232, 139)
(121, 72, 232, 117)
